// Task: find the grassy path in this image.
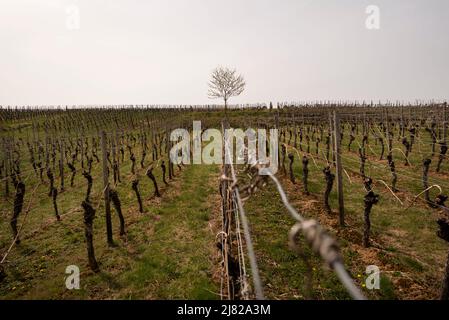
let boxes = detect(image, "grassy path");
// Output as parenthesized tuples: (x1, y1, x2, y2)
(119, 164, 220, 299)
(244, 156, 447, 300)
(0, 164, 221, 299)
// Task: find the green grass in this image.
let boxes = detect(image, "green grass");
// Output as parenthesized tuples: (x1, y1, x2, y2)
(1, 113, 448, 300)
(244, 184, 352, 300)
(120, 164, 220, 299)
(245, 126, 447, 299)
(0, 163, 220, 299)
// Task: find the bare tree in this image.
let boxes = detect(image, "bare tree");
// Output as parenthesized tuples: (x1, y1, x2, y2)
(208, 66, 245, 115)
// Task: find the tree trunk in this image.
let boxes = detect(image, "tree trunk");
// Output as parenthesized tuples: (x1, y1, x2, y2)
(224, 98, 228, 118)
(441, 250, 449, 300)
(81, 201, 99, 272)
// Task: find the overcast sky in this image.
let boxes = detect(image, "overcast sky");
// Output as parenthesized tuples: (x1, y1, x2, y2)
(1, 0, 448, 106)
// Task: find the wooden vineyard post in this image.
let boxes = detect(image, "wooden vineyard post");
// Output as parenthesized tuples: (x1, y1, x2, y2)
(401, 104, 404, 139)
(363, 112, 367, 138)
(81, 134, 85, 169)
(328, 112, 335, 166)
(60, 138, 65, 192)
(111, 134, 117, 185)
(333, 111, 345, 226)
(444, 102, 447, 144)
(3, 138, 9, 198)
(166, 125, 173, 179)
(101, 131, 113, 246)
(45, 132, 49, 169)
(386, 110, 392, 154)
(436, 197, 449, 299)
(275, 109, 280, 167)
(441, 251, 449, 300)
(294, 114, 297, 149)
(81, 201, 100, 272)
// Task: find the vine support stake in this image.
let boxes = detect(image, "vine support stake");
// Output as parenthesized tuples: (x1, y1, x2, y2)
(333, 111, 345, 227)
(101, 131, 113, 246)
